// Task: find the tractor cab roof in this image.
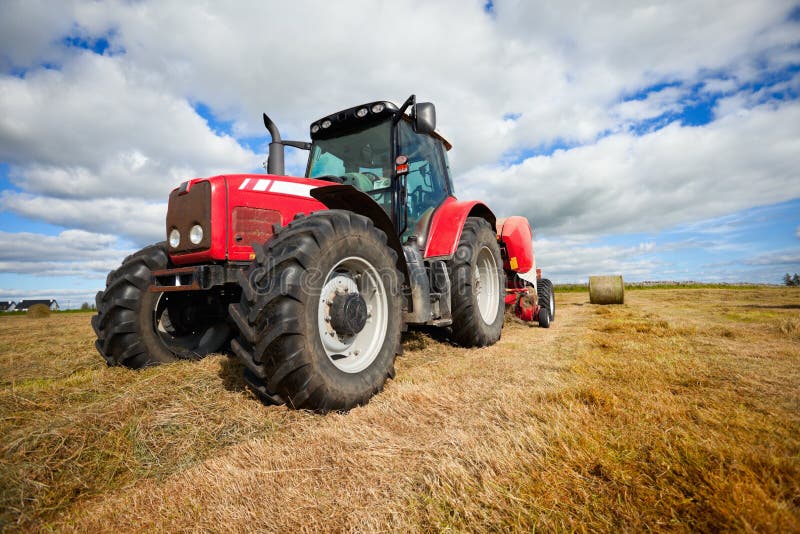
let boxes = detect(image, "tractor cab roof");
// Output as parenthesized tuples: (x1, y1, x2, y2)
(309, 100, 452, 151)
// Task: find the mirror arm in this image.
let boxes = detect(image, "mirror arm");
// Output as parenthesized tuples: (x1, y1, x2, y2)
(394, 94, 416, 123)
(281, 140, 311, 150)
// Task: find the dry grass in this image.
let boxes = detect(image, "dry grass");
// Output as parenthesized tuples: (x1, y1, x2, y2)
(1, 290, 798, 532)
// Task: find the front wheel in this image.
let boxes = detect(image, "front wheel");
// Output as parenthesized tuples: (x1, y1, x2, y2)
(229, 210, 403, 412)
(92, 243, 232, 368)
(449, 217, 506, 347)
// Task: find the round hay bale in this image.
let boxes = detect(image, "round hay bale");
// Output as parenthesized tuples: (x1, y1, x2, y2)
(26, 303, 51, 318)
(589, 275, 624, 304)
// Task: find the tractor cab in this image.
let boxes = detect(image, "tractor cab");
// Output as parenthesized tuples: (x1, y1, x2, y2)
(303, 96, 454, 244)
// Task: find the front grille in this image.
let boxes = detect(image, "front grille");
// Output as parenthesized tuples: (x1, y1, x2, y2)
(166, 181, 212, 253)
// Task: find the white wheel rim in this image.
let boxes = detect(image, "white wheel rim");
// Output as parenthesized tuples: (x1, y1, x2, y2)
(317, 256, 388, 373)
(474, 246, 500, 324)
(549, 291, 555, 316)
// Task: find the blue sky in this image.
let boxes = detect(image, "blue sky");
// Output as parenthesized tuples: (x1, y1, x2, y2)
(1, 1, 799, 307)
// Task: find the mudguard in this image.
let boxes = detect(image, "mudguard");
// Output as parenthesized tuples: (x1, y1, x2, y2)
(310, 184, 407, 275)
(497, 216, 534, 273)
(423, 197, 496, 259)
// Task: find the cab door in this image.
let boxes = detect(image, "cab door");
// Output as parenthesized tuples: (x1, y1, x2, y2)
(396, 120, 451, 246)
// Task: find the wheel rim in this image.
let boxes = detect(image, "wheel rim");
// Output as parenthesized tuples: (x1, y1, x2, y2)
(549, 291, 555, 317)
(153, 293, 229, 356)
(474, 245, 500, 324)
(318, 256, 388, 373)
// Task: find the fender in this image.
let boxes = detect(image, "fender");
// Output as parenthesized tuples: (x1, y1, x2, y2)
(423, 197, 496, 259)
(310, 184, 408, 275)
(497, 216, 534, 273)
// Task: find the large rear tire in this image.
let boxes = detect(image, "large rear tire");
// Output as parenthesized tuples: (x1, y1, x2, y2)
(449, 217, 505, 347)
(229, 210, 403, 413)
(92, 243, 232, 368)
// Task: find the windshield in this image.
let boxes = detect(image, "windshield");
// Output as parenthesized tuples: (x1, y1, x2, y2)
(306, 120, 393, 212)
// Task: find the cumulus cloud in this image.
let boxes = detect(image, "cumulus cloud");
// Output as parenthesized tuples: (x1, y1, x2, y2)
(0, 193, 166, 244)
(534, 236, 659, 282)
(0, 229, 134, 280)
(5, 0, 797, 170)
(462, 100, 800, 237)
(0, 229, 128, 262)
(0, 53, 257, 201)
(0, 0, 798, 284)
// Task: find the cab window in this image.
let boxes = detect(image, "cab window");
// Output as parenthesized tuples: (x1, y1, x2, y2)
(307, 120, 393, 214)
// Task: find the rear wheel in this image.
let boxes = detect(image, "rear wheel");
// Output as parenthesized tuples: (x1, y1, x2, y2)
(92, 243, 232, 368)
(449, 218, 505, 347)
(229, 210, 402, 412)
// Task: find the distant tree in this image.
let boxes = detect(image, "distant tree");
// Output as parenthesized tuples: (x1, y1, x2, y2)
(80, 302, 90, 310)
(785, 273, 793, 286)
(793, 273, 800, 287)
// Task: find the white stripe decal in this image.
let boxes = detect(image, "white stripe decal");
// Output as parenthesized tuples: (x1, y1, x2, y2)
(238, 178, 251, 190)
(253, 179, 271, 191)
(269, 181, 315, 197)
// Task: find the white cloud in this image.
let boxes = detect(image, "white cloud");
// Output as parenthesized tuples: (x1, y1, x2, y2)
(461, 99, 800, 238)
(0, 53, 258, 201)
(0, 260, 119, 278)
(4, 0, 790, 172)
(0, 0, 798, 284)
(0, 229, 127, 262)
(534, 236, 660, 283)
(0, 193, 166, 244)
(743, 249, 800, 266)
(0, 229, 134, 279)
(611, 86, 687, 124)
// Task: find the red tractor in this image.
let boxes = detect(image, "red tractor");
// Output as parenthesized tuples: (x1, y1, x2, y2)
(92, 95, 554, 412)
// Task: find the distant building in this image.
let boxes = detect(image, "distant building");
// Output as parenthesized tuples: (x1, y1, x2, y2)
(15, 300, 60, 312)
(0, 301, 16, 312)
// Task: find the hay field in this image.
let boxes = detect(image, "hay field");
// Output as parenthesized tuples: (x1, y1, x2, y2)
(1, 288, 798, 532)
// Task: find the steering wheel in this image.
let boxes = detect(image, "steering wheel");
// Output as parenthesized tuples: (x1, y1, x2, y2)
(361, 171, 381, 185)
(314, 175, 345, 184)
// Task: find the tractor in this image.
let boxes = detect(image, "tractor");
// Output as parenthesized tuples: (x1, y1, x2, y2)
(92, 95, 554, 412)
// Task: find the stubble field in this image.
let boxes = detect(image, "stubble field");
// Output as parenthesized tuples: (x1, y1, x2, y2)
(1, 288, 798, 532)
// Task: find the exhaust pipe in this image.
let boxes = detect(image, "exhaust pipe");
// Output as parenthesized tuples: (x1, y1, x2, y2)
(263, 113, 285, 176)
(262, 113, 312, 176)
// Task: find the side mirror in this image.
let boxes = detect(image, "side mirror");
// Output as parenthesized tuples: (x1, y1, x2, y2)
(413, 102, 436, 134)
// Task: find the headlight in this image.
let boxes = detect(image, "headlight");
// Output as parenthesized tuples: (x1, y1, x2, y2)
(169, 229, 180, 248)
(189, 224, 204, 245)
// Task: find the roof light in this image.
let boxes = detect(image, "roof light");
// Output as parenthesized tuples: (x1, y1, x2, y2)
(356, 107, 368, 118)
(321, 119, 332, 129)
(371, 103, 385, 113)
(311, 124, 320, 134)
